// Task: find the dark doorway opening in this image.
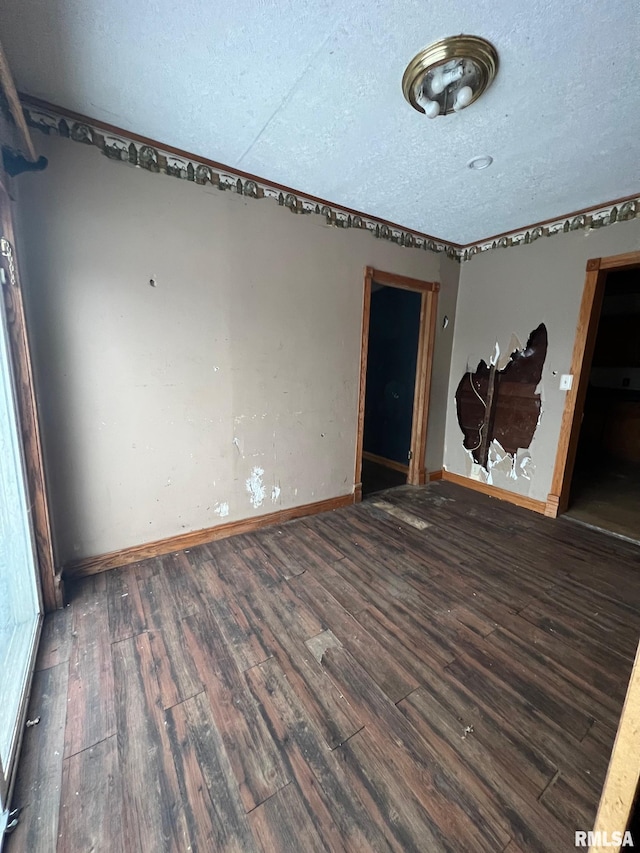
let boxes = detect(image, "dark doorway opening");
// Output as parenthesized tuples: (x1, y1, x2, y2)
(565, 266, 640, 542)
(361, 284, 421, 496)
(354, 267, 439, 501)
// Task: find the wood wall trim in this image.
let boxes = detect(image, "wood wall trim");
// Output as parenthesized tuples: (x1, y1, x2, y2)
(442, 470, 547, 515)
(0, 40, 37, 161)
(366, 268, 440, 292)
(590, 640, 640, 853)
(354, 267, 373, 492)
(408, 287, 439, 485)
(548, 250, 640, 515)
(64, 493, 354, 579)
(547, 263, 606, 513)
(361, 450, 409, 474)
(408, 291, 430, 485)
(0, 183, 63, 611)
(598, 250, 640, 270)
(428, 469, 443, 481)
(544, 494, 560, 519)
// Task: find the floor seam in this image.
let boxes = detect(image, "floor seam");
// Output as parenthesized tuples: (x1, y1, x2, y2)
(537, 768, 560, 802)
(328, 725, 366, 752)
(62, 731, 114, 761)
(244, 780, 292, 815)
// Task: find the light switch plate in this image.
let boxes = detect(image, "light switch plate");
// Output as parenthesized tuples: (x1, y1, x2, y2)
(559, 374, 573, 391)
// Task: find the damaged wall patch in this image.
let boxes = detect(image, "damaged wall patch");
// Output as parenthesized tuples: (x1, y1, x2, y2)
(455, 324, 548, 472)
(246, 467, 266, 508)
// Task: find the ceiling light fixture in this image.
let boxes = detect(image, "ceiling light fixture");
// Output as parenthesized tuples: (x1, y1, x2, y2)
(467, 155, 493, 170)
(402, 35, 498, 118)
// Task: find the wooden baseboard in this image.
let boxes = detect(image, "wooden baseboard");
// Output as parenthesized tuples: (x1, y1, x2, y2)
(428, 469, 443, 481)
(441, 470, 547, 515)
(544, 494, 561, 518)
(362, 450, 409, 475)
(64, 493, 355, 579)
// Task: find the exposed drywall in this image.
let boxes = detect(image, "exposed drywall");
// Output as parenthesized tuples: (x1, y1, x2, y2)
(455, 324, 547, 474)
(444, 218, 640, 503)
(15, 133, 458, 563)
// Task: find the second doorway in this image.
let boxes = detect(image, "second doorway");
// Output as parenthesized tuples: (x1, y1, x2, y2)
(355, 267, 438, 499)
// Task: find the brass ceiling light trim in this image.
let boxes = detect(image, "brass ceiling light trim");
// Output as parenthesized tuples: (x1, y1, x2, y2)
(402, 35, 498, 117)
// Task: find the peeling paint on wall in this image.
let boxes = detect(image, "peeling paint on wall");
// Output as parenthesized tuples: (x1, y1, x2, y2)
(246, 466, 266, 508)
(271, 485, 281, 503)
(497, 334, 523, 370)
(465, 437, 537, 486)
(455, 324, 548, 475)
(214, 501, 229, 518)
(515, 449, 534, 481)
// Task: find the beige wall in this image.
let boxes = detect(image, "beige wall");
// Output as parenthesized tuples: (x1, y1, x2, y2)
(444, 218, 640, 503)
(15, 133, 459, 564)
(427, 255, 459, 474)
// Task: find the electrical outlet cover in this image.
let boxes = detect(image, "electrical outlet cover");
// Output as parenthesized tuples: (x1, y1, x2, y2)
(559, 374, 573, 391)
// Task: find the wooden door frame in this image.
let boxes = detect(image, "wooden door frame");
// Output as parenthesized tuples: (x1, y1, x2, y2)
(354, 266, 439, 501)
(545, 250, 640, 518)
(0, 175, 63, 610)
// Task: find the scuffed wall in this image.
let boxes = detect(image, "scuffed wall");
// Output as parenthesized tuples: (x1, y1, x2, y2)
(15, 133, 459, 563)
(444, 218, 640, 503)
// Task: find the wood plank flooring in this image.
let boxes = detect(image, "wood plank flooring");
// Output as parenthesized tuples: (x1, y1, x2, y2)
(8, 481, 640, 852)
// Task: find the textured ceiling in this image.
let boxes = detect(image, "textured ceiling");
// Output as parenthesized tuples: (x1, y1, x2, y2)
(2, 0, 639, 244)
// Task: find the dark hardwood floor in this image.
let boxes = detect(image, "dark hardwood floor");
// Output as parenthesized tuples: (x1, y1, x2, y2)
(8, 481, 640, 852)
